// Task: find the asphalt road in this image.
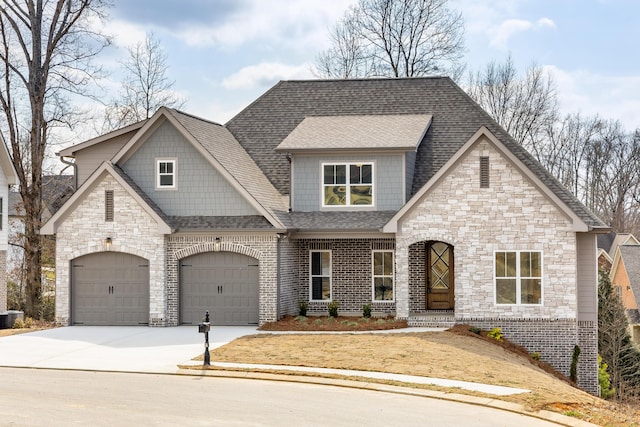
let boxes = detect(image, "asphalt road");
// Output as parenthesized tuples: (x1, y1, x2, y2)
(1, 368, 563, 426)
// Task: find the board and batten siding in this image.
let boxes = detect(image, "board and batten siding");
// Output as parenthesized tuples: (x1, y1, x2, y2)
(122, 121, 258, 216)
(292, 153, 405, 211)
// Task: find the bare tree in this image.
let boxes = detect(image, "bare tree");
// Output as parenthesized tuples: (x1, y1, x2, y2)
(103, 33, 186, 131)
(466, 55, 558, 152)
(0, 0, 109, 318)
(314, 0, 465, 79)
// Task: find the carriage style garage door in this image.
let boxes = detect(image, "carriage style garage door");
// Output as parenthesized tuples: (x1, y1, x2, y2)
(180, 252, 259, 326)
(71, 252, 150, 326)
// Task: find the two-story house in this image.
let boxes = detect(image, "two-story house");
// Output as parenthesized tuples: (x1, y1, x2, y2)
(42, 77, 607, 394)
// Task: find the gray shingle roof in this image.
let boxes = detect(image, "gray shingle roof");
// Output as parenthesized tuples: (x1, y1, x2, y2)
(285, 211, 396, 231)
(620, 245, 640, 308)
(226, 77, 606, 230)
(167, 216, 274, 231)
(9, 175, 74, 216)
(275, 114, 431, 152)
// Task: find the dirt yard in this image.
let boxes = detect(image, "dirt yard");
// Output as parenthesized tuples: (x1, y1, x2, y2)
(197, 318, 638, 427)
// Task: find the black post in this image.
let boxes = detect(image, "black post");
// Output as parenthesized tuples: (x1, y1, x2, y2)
(204, 310, 210, 366)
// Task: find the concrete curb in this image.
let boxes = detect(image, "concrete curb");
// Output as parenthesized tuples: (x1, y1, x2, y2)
(175, 367, 600, 427)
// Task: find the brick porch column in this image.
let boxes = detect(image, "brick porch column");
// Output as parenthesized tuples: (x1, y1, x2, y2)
(395, 241, 409, 319)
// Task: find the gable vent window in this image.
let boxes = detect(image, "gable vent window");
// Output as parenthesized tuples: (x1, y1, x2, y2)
(105, 190, 114, 222)
(480, 156, 490, 188)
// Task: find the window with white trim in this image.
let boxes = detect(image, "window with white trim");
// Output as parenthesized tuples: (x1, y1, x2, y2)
(495, 251, 542, 305)
(310, 251, 331, 300)
(322, 163, 373, 206)
(156, 159, 176, 189)
(373, 250, 394, 301)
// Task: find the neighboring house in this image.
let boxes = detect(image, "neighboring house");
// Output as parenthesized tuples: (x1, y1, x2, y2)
(607, 234, 640, 344)
(0, 139, 18, 312)
(42, 77, 608, 394)
(7, 176, 74, 291)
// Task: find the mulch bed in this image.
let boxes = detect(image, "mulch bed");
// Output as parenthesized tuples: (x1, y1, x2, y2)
(258, 315, 408, 332)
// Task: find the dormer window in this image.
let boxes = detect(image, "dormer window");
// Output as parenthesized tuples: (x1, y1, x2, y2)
(156, 159, 176, 189)
(323, 162, 373, 207)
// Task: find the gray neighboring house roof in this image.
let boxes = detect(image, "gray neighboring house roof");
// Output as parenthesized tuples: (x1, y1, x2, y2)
(598, 232, 616, 254)
(9, 175, 74, 218)
(275, 114, 431, 152)
(620, 245, 640, 309)
(226, 77, 607, 231)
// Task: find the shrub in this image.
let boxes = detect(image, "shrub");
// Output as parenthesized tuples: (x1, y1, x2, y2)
(24, 317, 34, 328)
(328, 301, 339, 318)
(468, 326, 481, 335)
(12, 318, 25, 329)
(487, 327, 502, 341)
(39, 294, 55, 322)
(298, 300, 308, 317)
(598, 354, 615, 399)
(570, 345, 581, 383)
(362, 303, 372, 318)
(531, 352, 541, 361)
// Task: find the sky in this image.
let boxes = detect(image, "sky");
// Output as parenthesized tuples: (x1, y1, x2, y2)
(91, 0, 639, 136)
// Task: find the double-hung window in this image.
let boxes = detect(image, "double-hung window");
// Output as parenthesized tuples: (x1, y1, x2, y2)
(495, 251, 542, 305)
(373, 251, 394, 301)
(310, 251, 331, 300)
(323, 163, 373, 206)
(156, 159, 176, 189)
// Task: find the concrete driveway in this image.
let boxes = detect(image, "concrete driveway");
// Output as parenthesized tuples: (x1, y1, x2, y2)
(0, 326, 257, 373)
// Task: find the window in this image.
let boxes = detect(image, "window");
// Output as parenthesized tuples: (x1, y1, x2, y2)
(480, 156, 490, 188)
(156, 159, 176, 189)
(495, 251, 542, 305)
(322, 163, 373, 206)
(310, 251, 331, 300)
(105, 190, 114, 222)
(373, 251, 394, 301)
(615, 285, 623, 301)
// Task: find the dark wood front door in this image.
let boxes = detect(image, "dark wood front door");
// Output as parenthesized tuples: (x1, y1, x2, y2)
(426, 242, 454, 310)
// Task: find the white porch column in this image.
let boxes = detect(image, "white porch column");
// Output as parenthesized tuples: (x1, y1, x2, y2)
(395, 240, 410, 319)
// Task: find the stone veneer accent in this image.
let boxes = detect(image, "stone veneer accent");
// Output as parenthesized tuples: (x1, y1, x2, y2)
(0, 250, 6, 311)
(297, 238, 396, 315)
(395, 138, 597, 393)
(55, 175, 166, 326)
(166, 234, 279, 326)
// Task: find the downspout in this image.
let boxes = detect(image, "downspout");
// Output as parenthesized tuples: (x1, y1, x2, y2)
(276, 233, 281, 320)
(58, 154, 77, 190)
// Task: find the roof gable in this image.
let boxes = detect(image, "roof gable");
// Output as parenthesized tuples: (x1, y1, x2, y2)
(41, 162, 172, 235)
(110, 108, 286, 229)
(617, 245, 640, 306)
(384, 127, 593, 233)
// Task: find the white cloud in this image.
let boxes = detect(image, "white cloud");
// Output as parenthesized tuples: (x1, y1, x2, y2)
(169, 0, 355, 52)
(544, 65, 640, 130)
(487, 17, 555, 48)
(221, 62, 313, 90)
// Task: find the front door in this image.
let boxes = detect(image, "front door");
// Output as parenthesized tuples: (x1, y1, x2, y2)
(426, 241, 454, 310)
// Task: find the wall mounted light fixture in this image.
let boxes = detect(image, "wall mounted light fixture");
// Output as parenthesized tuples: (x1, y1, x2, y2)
(105, 237, 112, 251)
(214, 237, 221, 252)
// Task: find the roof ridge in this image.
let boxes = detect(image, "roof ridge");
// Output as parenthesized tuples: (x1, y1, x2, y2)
(168, 108, 224, 127)
(280, 76, 451, 83)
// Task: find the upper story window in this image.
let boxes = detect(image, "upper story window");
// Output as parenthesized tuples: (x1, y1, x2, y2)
(495, 251, 542, 305)
(156, 159, 176, 189)
(322, 163, 373, 207)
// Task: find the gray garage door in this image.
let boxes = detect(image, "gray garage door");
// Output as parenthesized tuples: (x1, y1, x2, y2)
(72, 252, 149, 326)
(180, 252, 259, 326)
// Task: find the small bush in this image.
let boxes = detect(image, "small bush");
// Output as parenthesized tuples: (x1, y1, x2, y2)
(362, 304, 372, 318)
(468, 326, 481, 334)
(328, 301, 339, 318)
(570, 345, 581, 383)
(598, 355, 615, 399)
(24, 317, 34, 328)
(12, 318, 25, 329)
(298, 300, 308, 317)
(487, 327, 502, 341)
(531, 352, 541, 361)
